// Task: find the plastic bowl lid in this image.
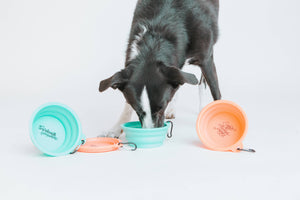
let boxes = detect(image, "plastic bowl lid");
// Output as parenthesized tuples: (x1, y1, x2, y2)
(196, 100, 248, 152)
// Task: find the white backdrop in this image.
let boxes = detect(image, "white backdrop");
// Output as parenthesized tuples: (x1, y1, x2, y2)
(0, 0, 299, 199)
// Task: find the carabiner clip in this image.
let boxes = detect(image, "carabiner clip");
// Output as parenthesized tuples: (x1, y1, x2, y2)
(118, 142, 137, 151)
(237, 148, 256, 153)
(166, 121, 173, 138)
(70, 139, 86, 154)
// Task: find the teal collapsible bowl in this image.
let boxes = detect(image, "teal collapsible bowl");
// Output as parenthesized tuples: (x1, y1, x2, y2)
(121, 121, 173, 148)
(30, 103, 86, 157)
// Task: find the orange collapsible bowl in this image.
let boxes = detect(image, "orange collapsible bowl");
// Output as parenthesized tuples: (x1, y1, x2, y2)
(77, 137, 137, 153)
(78, 137, 121, 153)
(196, 100, 248, 152)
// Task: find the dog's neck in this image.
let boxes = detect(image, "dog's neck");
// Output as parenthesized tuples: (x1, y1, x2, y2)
(126, 24, 186, 68)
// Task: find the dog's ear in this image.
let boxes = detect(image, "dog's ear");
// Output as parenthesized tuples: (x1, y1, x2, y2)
(160, 66, 198, 86)
(99, 68, 132, 92)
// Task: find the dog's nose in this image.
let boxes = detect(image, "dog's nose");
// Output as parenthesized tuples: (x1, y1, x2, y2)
(138, 112, 164, 128)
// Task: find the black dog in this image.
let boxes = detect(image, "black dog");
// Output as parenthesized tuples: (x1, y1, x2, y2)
(99, 0, 221, 137)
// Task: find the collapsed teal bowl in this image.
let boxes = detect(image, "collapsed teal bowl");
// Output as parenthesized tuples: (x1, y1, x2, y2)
(30, 103, 86, 156)
(121, 121, 171, 148)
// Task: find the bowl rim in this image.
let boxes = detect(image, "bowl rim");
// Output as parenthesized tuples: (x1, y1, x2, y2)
(121, 121, 169, 131)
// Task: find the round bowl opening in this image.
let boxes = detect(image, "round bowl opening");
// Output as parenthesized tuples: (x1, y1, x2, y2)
(197, 101, 248, 151)
(122, 121, 168, 129)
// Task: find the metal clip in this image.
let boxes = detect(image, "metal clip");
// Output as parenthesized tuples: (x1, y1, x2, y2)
(166, 121, 173, 138)
(70, 139, 86, 154)
(118, 142, 137, 151)
(237, 148, 256, 153)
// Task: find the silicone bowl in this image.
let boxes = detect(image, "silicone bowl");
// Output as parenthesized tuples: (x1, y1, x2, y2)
(78, 137, 137, 153)
(196, 100, 248, 152)
(78, 137, 121, 153)
(122, 121, 171, 148)
(30, 103, 86, 156)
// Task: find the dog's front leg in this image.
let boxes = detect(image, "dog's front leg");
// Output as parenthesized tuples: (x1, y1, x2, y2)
(165, 94, 177, 119)
(198, 74, 213, 111)
(100, 103, 133, 138)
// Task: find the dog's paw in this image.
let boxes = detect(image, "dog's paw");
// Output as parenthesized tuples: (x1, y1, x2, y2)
(165, 109, 176, 119)
(98, 128, 122, 138)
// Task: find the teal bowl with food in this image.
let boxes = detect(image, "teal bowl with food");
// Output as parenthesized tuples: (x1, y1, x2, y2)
(121, 121, 173, 148)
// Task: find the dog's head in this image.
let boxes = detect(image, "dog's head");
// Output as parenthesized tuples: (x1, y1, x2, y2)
(99, 62, 198, 128)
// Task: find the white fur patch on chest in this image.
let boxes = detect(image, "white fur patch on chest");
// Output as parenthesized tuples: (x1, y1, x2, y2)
(129, 25, 147, 61)
(141, 87, 153, 128)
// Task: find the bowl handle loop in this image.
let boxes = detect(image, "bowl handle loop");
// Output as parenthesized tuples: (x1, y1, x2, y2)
(233, 143, 255, 153)
(118, 142, 137, 151)
(70, 139, 86, 154)
(166, 121, 173, 138)
(237, 148, 256, 153)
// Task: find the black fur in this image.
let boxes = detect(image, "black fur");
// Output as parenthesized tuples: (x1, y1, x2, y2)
(100, 0, 221, 127)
